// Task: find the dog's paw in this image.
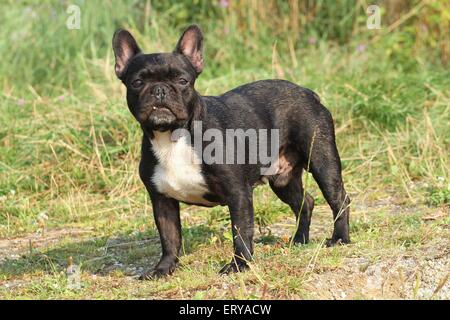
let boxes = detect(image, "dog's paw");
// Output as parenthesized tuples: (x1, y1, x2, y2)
(138, 261, 177, 280)
(138, 268, 167, 280)
(292, 235, 309, 245)
(219, 261, 249, 275)
(325, 237, 350, 247)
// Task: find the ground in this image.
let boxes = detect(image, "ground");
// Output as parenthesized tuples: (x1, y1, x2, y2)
(1, 188, 448, 299)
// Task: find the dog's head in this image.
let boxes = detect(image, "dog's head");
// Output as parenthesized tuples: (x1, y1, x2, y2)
(113, 25, 204, 132)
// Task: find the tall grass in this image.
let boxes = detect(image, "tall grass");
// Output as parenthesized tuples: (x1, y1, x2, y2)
(0, 1, 448, 237)
(1, 1, 448, 95)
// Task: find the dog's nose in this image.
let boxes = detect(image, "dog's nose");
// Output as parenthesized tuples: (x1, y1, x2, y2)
(154, 86, 166, 102)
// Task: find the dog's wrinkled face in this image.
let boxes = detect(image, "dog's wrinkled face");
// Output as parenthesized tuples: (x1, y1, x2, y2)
(113, 25, 204, 131)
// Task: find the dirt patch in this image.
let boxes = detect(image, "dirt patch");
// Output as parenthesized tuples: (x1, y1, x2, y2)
(0, 228, 94, 263)
(0, 202, 448, 299)
(304, 241, 450, 300)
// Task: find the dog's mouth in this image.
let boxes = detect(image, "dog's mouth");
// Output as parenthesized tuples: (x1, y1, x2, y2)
(139, 105, 173, 120)
(150, 105, 172, 112)
(139, 106, 179, 131)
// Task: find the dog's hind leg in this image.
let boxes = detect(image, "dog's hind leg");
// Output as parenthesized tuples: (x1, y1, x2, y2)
(307, 123, 350, 246)
(269, 169, 315, 244)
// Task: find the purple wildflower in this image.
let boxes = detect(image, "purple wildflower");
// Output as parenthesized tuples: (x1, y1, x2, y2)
(356, 43, 366, 53)
(219, 0, 229, 8)
(17, 99, 25, 107)
(308, 37, 317, 45)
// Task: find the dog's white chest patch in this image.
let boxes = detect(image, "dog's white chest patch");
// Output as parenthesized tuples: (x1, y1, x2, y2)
(150, 131, 213, 206)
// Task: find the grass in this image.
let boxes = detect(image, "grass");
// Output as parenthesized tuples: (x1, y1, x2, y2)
(0, 1, 449, 299)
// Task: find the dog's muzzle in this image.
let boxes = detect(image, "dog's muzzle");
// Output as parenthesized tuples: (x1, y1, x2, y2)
(139, 106, 178, 131)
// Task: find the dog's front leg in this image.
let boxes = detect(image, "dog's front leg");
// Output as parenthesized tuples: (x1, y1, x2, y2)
(140, 193, 181, 279)
(220, 190, 254, 274)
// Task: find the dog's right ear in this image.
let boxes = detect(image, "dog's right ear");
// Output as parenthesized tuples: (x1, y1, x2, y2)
(112, 29, 141, 79)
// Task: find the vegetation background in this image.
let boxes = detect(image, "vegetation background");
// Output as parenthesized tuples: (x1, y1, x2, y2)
(0, 0, 448, 299)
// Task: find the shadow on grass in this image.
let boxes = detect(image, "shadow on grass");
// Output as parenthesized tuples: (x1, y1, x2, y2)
(0, 224, 217, 279)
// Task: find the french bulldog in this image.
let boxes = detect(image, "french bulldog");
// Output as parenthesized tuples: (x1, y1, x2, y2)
(112, 25, 350, 279)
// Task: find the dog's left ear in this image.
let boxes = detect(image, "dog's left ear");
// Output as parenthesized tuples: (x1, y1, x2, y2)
(174, 25, 204, 75)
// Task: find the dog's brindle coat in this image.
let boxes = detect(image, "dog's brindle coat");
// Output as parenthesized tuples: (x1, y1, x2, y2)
(113, 25, 350, 279)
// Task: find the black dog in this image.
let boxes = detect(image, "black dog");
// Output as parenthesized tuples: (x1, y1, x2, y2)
(112, 25, 350, 279)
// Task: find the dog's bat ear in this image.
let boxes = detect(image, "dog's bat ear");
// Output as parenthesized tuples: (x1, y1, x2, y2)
(112, 29, 141, 79)
(174, 24, 204, 75)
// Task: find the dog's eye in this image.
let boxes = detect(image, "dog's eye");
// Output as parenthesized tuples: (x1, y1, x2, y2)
(132, 79, 143, 88)
(178, 78, 188, 86)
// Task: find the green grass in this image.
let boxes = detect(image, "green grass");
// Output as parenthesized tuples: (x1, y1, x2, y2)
(0, 1, 449, 299)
